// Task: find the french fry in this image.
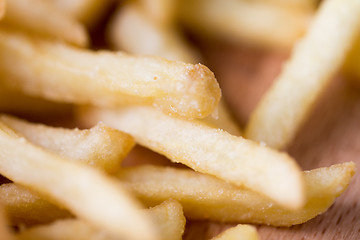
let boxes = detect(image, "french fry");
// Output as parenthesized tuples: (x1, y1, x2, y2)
(256, 0, 318, 11)
(15, 200, 185, 240)
(107, 4, 199, 64)
(179, 0, 311, 49)
(0, 183, 72, 225)
(118, 162, 355, 226)
(211, 224, 260, 240)
(245, 0, 360, 149)
(0, 0, 88, 46)
(0, 30, 220, 119)
(0, 203, 14, 240)
(0, 115, 134, 174)
(78, 106, 304, 210)
(0, 121, 157, 240)
(48, 0, 112, 27)
(138, 0, 178, 27)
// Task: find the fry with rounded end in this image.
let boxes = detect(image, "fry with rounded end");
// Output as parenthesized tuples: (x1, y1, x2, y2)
(0, 114, 134, 174)
(179, 0, 311, 49)
(118, 162, 355, 226)
(0, 121, 158, 240)
(0, 183, 72, 225)
(211, 224, 260, 240)
(78, 106, 304, 209)
(0, 0, 88, 46)
(0, 30, 220, 119)
(245, 0, 360, 149)
(15, 199, 185, 240)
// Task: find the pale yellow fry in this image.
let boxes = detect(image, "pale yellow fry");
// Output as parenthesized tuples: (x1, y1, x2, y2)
(245, 0, 360, 149)
(0, 203, 15, 240)
(0, 0, 88, 46)
(202, 99, 241, 136)
(179, 0, 311, 49)
(0, 114, 134, 174)
(48, 0, 112, 27)
(0, 87, 72, 117)
(211, 224, 260, 240)
(0, 30, 220, 119)
(138, 0, 178, 27)
(0, 122, 157, 240)
(256, 0, 318, 11)
(107, 4, 199, 64)
(16, 199, 185, 240)
(118, 162, 355, 226)
(0, 183, 71, 225)
(78, 106, 304, 210)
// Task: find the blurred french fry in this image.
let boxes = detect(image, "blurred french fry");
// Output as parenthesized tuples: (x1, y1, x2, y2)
(48, 0, 113, 27)
(256, 0, 318, 11)
(107, 4, 199, 64)
(0, 115, 134, 174)
(78, 106, 304, 210)
(0, 87, 73, 118)
(245, 0, 360, 149)
(0, 203, 14, 240)
(118, 162, 355, 226)
(138, 0, 178, 27)
(0, 183, 71, 225)
(15, 199, 185, 240)
(211, 224, 260, 240)
(179, 0, 311, 49)
(0, 0, 88, 46)
(0, 30, 220, 119)
(0, 121, 157, 240)
(202, 99, 241, 136)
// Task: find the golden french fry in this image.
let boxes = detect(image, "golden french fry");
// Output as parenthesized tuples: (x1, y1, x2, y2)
(118, 162, 355, 226)
(0, 121, 157, 240)
(245, 0, 360, 149)
(202, 99, 241, 136)
(0, 87, 73, 118)
(0, 203, 14, 240)
(256, 0, 318, 11)
(0, 183, 71, 225)
(211, 224, 260, 240)
(179, 0, 311, 49)
(0, 114, 134, 174)
(138, 0, 178, 27)
(15, 199, 185, 240)
(0, 30, 220, 119)
(0, 0, 88, 46)
(107, 4, 199, 64)
(78, 106, 304, 210)
(48, 0, 112, 27)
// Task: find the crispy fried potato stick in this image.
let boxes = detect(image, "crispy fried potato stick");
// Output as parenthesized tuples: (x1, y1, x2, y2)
(0, 204, 14, 240)
(0, 0, 88, 46)
(245, 0, 360, 149)
(48, 0, 112, 27)
(0, 115, 134, 174)
(107, 4, 199, 64)
(118, 162, 355, 226)
(15, 200, 185, 240)
(211, 224, 260, 240)
(0, 87, 73, 118)
(0, 183, 72, 225)
(138, 0, 178, 27)
(0, 30, 220, 119)
(0, 121, 157, 240)
(78, 106, 304, 210)
(179, 0, 311, 49)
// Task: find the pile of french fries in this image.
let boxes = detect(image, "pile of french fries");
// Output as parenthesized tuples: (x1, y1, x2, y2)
(0, 0, 359, 239)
